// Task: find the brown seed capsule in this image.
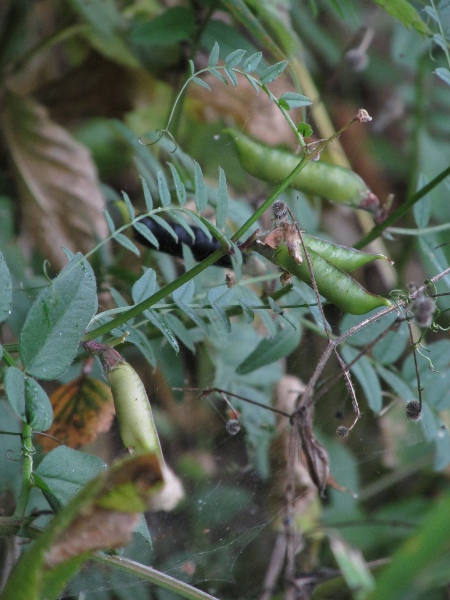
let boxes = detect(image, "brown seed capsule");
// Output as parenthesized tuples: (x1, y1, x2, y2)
(406, 400, 422, 421)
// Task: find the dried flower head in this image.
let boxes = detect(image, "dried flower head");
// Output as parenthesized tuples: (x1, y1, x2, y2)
(412, 296, 436, 329)
(272, 201, 288, 222)
(406, 400, 422, 421)
(337, 426, 349, 438)
(356, 109, 372, 123)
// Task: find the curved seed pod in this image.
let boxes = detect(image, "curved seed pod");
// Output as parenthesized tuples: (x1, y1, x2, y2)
(303, 234, 393, 272)
(254, 241, 392, 314)
(224, 129, 383, 218)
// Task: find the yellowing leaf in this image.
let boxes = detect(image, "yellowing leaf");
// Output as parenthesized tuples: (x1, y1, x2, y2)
(0, 87, 108, 269)
(40, 376, 115, 452)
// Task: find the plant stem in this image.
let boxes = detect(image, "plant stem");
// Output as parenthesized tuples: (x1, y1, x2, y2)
(12, 423, 33, 520)
(93, 554, 220, 600)
(354, 164, 450, 249)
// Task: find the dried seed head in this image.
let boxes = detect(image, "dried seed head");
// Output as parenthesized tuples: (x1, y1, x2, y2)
(337, 426, 349, 438)
(356, 109, 372, 123)
(225, 419, 241, 436)
(406, 400, 422, 421)
(272, 201, 288, 222)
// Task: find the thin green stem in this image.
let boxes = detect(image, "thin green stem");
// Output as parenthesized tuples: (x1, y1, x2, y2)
(1, 348, 15, 367)
(12, 423, 34, 520)
(388, 222, 450, 236)
(93, 554, 220, 600)
(354, 164, 450, 249)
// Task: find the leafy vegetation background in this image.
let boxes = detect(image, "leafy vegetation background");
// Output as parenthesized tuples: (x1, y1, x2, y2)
(0, 1, 450, 599)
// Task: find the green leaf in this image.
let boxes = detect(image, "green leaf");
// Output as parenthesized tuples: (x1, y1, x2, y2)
(341, 346, 382, 413)
(371, 0, 431, 36)
(209, 68, 229, 85)
(104, 209, 116, 234)
(145, 310, 179, 353)
(376, 364, 415, 403)
(297, 122, 313, 137)
(279, 92, 312, 109)
(157, 170, 171, 207)
(134, 221, 159, 248)
(121, 191, 135, 220)
(167, 210, 195, 242)
(164, 313, 196, 352)
(0, 252, 12, 324)
(237, 323, 301, 375)
(25, 376, 53, 431)
(367, 489, 450, 600)
(168, 163, 186, 205)
(192, 77, 212, 91)
(130, 6, 196, 45)
(435, 67, 450, 86)
(125, 326, 156, 366)
(194, 161, 208, 212)
(35, 446, 106, 508)
(140, 176, 153, 212)
(4, 366, 26, 421)
(224, 67, 238, 87)
(208, 41, 220, 67)
(132, 269, 157, 304)
(259, 60, 288, 84)
(216, 167, 229, 229)
(413, 173, 430, 228)
(19, 253, 97, 380)
(225, 48, 246, 67)
(207, 285, 233, 333)
(173, 281, 208, 332)
(242, 51, 263, 73)
(115, 232, 140, 255)
(150, 214, 178, 241)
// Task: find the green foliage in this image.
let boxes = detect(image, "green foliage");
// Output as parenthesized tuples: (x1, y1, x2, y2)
(1, 1, 450, 599)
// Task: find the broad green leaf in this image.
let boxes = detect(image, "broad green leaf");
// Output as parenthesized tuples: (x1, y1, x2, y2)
(341, 346, 382, 413)
(329, 535, 375, 597)
(140, 176, 153, 212)
(4, 366, 26, 421)
(225, 48, 246, 67)
(164, 313, 196, 352)
(173, 281, 208, 332)
(130, 6, 196, 45)
(192, 77, 212, 91)
(279, 92, 312, 109)
(35, 446, 106, 509)
(25, 376, 53, 431)
(194, 161, 208, 212)
(125, 326, 156, 366)
(260, 60, 288, 84)
(237, 322, 301, 375)
(368, 490, 450, 600)
(242, 51, 263, 73)
(371, 0, 431, 36)
(19, 253, 97, 380)
(145, 310, 179, 353)
(376, 364, 415, 403)
(121, 191, 135, 220)
(0, 252, 12, 323)
(157, 170, 171, 207)
(216, 167, 229, 229)
(168, 163, 186, 205)
(115, 232, 140, 255)
(67, 0, 121, 35)
(208, 41, 220, 67)
(372, 321, 408, 365)
(134, 221, 159, 248)
(132, 269, 157, 304)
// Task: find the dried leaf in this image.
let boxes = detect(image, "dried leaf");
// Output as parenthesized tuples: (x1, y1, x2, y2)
(39, 376, 115, 452)
(0, 87, 108, 268)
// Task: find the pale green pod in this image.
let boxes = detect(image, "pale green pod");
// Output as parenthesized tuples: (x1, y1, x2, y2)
(253, 241, 392, 315)
(303, 234, 393, 272)
(107, 362, 164, 460)
(225, 129, 381, 213)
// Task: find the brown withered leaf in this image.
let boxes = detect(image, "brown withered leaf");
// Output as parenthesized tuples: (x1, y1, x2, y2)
(264, 222, 303, 265)
(39, 376, 115, 452)
(0, 87, 108, 269)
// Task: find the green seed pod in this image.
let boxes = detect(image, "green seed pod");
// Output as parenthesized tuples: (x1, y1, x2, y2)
(303, 234, 392, 273)
(224, 129, 382, 217)
(254, 241, 392, 314)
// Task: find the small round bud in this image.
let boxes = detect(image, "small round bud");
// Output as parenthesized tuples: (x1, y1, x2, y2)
(356, 108, 372, 123)
(406, 400, 422, 421)
(337, 426, 349, 438)
(225, 419, 241, 436)
(273, 201, 288, 221)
